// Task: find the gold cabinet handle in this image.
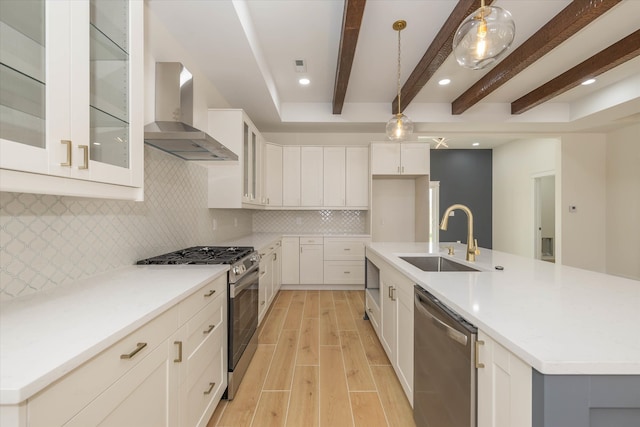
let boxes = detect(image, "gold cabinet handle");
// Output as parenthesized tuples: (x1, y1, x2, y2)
(343, 248, 351, 251)
(344, 271, 351, 274)
(203, 324, 215, 334)
(204, 289, 216, 297)
(261, 301, 266, 306)
(120, 342, 147, 359)
(174, 341, 183, 363)
(475, 340, 485, 368)
(204, 382, 216, 395)
(60, 140, 72, 166)
(78, 145, 89, 169)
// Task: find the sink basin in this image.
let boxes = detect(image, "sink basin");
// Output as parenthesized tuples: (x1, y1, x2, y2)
(399, 256, 480, 272)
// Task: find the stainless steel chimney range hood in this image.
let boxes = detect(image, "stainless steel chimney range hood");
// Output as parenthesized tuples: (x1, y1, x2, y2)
(144, 62, 238, 161)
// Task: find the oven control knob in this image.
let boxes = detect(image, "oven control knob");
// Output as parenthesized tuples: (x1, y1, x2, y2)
(250, 254, 261, 264)
(233, 265, 245, 275)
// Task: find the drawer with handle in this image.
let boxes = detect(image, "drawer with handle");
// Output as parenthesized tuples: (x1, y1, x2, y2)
(324, 261, 365, 284)
(324, 239, 367, 260)
(28, 305, 179, 427)
(182, 288, 226, 359)
(179, 273, 226, 324)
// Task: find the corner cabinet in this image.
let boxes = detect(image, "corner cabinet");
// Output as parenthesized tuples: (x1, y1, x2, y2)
(0, 0, 144, 201)
(370, 142, 429, 176)
(207, 109, 262, 208)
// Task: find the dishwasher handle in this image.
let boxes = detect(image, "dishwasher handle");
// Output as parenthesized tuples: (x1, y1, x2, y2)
(415, 293, 468, 346)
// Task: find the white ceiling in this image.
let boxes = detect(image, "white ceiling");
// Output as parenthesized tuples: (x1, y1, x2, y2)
(147, 0, 640, 148)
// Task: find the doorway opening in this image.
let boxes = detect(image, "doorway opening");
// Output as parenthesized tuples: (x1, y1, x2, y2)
(533, 174, 555, 262)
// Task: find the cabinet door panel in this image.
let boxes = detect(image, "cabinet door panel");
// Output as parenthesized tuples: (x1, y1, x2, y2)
(264, 143, 283, 206)
(323, 146, 346, 206)
(346, 146, 369, 207)
(281, 237, 300, 284)
(400, 143, 429, 175)
(299, 244, 324, 284)
(371, 143, 400, 175)
(301, 146, 323, 206)
(282, 146, 301, 206)
(380, 271, 397, 363)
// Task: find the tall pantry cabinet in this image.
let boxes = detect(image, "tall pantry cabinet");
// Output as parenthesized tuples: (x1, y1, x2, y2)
(0, 0, 144, 200)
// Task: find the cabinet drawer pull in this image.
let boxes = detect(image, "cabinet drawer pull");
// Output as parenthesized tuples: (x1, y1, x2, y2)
(475, 340, 485, 368)
(204, 382, 216, 395)
(174, 341, 183, 363)
(204, 289, 216, 297)
(78, 145, 89, 169)
(203, 324, 215, 334)
(261, 300, 266, 306)
(343, 248, 351, 251)
(344, 271, 351, 274)
(61, 140, 72, 166)
(120, 342, 147, 359)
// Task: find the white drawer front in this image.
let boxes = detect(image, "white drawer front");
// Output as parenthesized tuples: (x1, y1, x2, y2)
(179, 274, 226, 324)
(28, 306, 179, 427)
(323, 261, 364, 284)
(300, 236, 323, 245)
(324, 239, 366, 260)
(184, 290, 226, 359)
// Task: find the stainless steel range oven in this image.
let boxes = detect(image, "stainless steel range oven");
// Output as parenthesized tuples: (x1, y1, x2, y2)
(137, 246, 260, 400)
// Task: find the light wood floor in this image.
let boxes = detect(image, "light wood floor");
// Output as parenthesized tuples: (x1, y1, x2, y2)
(207, 290, 415, 427)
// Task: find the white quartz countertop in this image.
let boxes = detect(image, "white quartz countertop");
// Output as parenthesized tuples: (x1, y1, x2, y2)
(367, 242, 640, 375)
(0, 265, 229, 404)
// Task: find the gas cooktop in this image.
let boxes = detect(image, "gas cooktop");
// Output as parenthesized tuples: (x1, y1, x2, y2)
(136, 246, 254, 265)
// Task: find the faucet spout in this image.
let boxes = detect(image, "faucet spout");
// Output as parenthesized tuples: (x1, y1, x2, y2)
(439, 204, 480, 262)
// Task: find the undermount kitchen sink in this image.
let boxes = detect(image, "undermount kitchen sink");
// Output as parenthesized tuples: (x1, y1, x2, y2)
(400, 256, 480, 272)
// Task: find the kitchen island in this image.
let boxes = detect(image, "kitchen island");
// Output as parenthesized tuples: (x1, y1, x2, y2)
(366, 242, 640, 427)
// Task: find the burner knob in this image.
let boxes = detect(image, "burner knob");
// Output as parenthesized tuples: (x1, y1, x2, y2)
(250, 254, 261, 263)
(232, 266, 242, 275)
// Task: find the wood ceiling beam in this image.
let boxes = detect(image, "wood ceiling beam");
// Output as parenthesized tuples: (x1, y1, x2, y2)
(332, 0, 367, 114)
(391, 0, 492, 114)
(452, 0, 623, 115)
(511, 30, 640, 115)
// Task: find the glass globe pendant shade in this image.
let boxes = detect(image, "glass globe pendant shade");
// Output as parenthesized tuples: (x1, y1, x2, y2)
(453, 6, 515, 70)
(385, 113, 414, 142)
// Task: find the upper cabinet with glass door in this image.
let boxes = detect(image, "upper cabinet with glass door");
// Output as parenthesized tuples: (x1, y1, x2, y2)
(0, 0, 143, 201)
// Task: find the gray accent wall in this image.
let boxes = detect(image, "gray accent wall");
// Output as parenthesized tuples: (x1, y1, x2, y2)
(430, 149, 492, 249)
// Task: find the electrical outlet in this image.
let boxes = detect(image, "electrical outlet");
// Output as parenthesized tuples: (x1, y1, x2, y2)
(234, 217, 238, 227)
(212, 219, 217, 230)
(296, 217, 302, 225)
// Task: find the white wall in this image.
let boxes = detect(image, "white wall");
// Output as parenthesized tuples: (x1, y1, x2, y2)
(560, 134, 607, 272)
(493, 138, 559, 258)
(605, 123, 640, 280)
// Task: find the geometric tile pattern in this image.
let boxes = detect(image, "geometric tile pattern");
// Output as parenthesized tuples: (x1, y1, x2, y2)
(253, 209, 368, 234)
(0, 146, 217, 300)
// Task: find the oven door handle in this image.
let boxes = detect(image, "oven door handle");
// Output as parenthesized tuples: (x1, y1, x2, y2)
(415, 294, 468, 346)
(230, 268, 259, 298)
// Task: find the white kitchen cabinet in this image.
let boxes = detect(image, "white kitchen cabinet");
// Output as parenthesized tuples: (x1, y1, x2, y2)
(365, 249, 414, 403)
(207, 109, 263, 208)
(282, 146, 301, 207)
(263, 142, 282, 206)
(370, 142, 429, 176)
(323, 237, 369, 285)
(301, 146, 323, 206)
(281, 237, 300, 285)
(323, 146, 346, 207)
(0, 0, 144, 201)
(259, 240, 281, 325)
(345, 146, 369, 207)
(299, 237, 323, 284)
(25, 275, 227, 427)
(477, 331, 532, 427)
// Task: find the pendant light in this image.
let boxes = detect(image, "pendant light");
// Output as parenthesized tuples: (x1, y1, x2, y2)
(453, 0, 515, 70)
(386, 20, 413, 142)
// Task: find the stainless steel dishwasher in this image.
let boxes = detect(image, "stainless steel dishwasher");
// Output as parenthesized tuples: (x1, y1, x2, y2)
(414, 285, 478, 427)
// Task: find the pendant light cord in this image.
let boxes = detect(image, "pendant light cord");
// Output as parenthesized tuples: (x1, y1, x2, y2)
(396, 25, 402, 116)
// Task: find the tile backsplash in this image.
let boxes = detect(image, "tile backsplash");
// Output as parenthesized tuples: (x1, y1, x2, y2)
(0, 147, 249, 300)
(253, 210, 368, 234)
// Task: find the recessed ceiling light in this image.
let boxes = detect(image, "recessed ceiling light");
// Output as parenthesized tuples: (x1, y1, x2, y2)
(299, 78, 310, 86)
(472, 142, 480, 147)
(581, 78, 596, 86)
(438, 78, 451, 86)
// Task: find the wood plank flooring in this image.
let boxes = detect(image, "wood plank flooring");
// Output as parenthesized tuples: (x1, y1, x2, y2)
(207, 290, 415, 427)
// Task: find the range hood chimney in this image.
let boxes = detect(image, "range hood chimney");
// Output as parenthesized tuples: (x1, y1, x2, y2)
(144, 62, 238, 161)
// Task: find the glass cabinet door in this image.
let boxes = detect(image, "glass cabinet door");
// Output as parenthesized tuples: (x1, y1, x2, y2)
(89, 0, 129, 169)
(0, 0, 46, 149)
